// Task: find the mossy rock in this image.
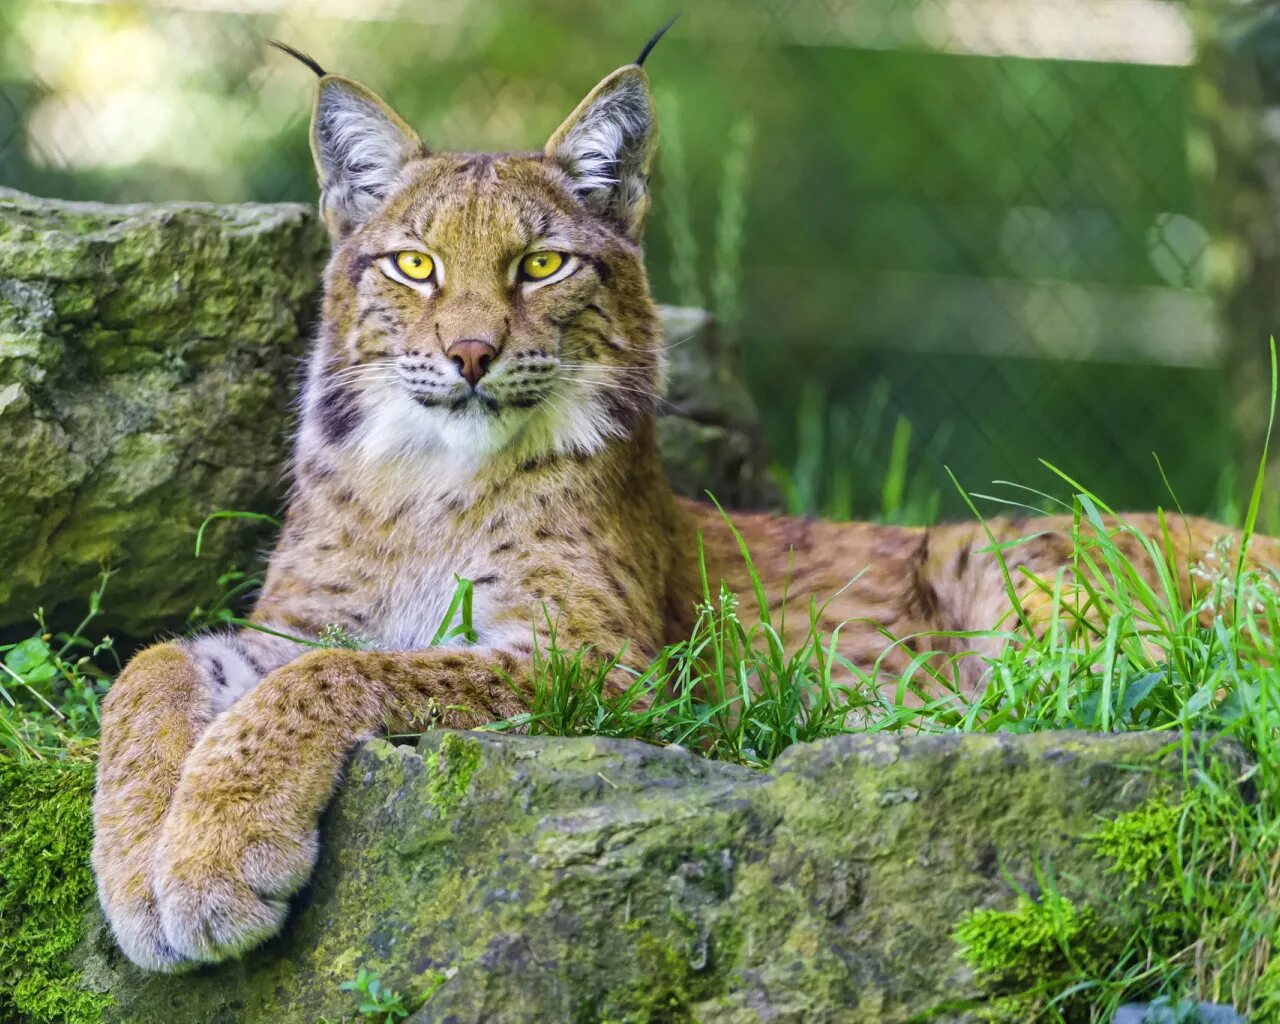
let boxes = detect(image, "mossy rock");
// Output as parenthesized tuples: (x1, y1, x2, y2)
(0, 729, 1202, 1023)
(0, 188, 325, 635)
(0, 191, 770, 635)
(657, 306, 777, 510)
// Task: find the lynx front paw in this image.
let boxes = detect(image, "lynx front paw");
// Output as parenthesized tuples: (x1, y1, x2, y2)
(92, 639, 217, 971)
(154, 821, 319, 963)
(92, 871, 193, 973)
(93, 818, 195, 972)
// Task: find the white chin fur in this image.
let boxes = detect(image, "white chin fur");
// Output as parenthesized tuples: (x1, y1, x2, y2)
(347, 378, 624, 470)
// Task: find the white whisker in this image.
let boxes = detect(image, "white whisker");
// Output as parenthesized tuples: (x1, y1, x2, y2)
(555, 373, 678, 414)
(556, 363, 656, 379)
(329, 365, 399, 384)
(660, 330, 701, 352)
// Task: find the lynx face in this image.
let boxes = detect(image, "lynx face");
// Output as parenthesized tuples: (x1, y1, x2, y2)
(302, 66, 663, 466)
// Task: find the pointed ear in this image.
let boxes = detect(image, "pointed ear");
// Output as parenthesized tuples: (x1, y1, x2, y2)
(309, 76, 427, 238)
(545, 66, 657, 239)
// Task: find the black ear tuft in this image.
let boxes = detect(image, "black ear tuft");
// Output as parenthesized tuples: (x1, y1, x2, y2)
(636, 14, 679, 67)
(269, 40, 327, 78)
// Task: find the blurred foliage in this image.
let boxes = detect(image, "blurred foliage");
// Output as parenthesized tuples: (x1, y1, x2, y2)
(0, 0, 1248, 518)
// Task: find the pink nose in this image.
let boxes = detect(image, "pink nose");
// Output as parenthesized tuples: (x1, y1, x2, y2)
(445, 339, 497, 388)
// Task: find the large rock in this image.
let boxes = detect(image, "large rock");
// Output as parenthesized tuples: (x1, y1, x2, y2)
(0, 190, 770, 635)
(657, 305, 776, 510)
(57, 729, 1188, 1023)
(0, 189, 324, 635)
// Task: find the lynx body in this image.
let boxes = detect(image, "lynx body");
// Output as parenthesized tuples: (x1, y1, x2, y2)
(92, 41, 1278, 971)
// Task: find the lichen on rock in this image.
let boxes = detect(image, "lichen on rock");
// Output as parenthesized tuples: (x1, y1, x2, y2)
(0, 729, 1197, 1024)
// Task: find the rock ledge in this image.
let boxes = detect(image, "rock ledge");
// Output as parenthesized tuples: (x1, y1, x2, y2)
(67, 729, 1189, 1024)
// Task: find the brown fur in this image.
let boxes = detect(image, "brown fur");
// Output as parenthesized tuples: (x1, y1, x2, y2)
(92, 54, 1280, 971)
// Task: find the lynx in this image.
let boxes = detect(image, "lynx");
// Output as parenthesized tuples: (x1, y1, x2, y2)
(92, 31, 1280, 972)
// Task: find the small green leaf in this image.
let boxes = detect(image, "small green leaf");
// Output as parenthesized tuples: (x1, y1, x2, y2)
(1118, 671, 1162, 724)
(1183, 684, 1216, 719)
(4, 636, 59, 685)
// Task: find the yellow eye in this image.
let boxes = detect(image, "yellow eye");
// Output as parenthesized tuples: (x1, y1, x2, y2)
(520, 251, 564, 281)
(394, 251, 434, 281)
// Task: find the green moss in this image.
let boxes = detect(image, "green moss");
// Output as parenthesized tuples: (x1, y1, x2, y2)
(609, 937, 705, 1023)
(584, 916, 743, 1024)
(954, 890, 1114, 1022)
(0, 756, 108, 1024)
(423, 732, 482, 818)
(1090, 793, 1186, 901)
(955, 892, 1096, 988)
(952, 768, 1277, 1022)
(588, 937, 706, 1024)
(951, 794, 1195, 1020)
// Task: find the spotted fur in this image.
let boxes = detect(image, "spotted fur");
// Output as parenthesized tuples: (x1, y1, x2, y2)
(93, 52, 1280, 972)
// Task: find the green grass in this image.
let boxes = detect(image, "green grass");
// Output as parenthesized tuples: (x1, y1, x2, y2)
(0, 573, 117, 762)
(496, 469, 1280, 749)
(772, 378, 951, 525)
(487, 567, 872, 769)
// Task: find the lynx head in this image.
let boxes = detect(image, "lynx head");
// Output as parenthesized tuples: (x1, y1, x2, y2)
(287, 38, 669, 471)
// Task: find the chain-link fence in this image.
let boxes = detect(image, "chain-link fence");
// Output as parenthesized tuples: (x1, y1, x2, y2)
(1, 0, 1274, 523)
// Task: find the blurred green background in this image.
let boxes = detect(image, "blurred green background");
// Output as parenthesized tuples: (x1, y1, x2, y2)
(1, 0, 1271, 523)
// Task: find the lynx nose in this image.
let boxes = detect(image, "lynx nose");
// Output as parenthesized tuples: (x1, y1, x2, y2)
(445, 339, 497, 388)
